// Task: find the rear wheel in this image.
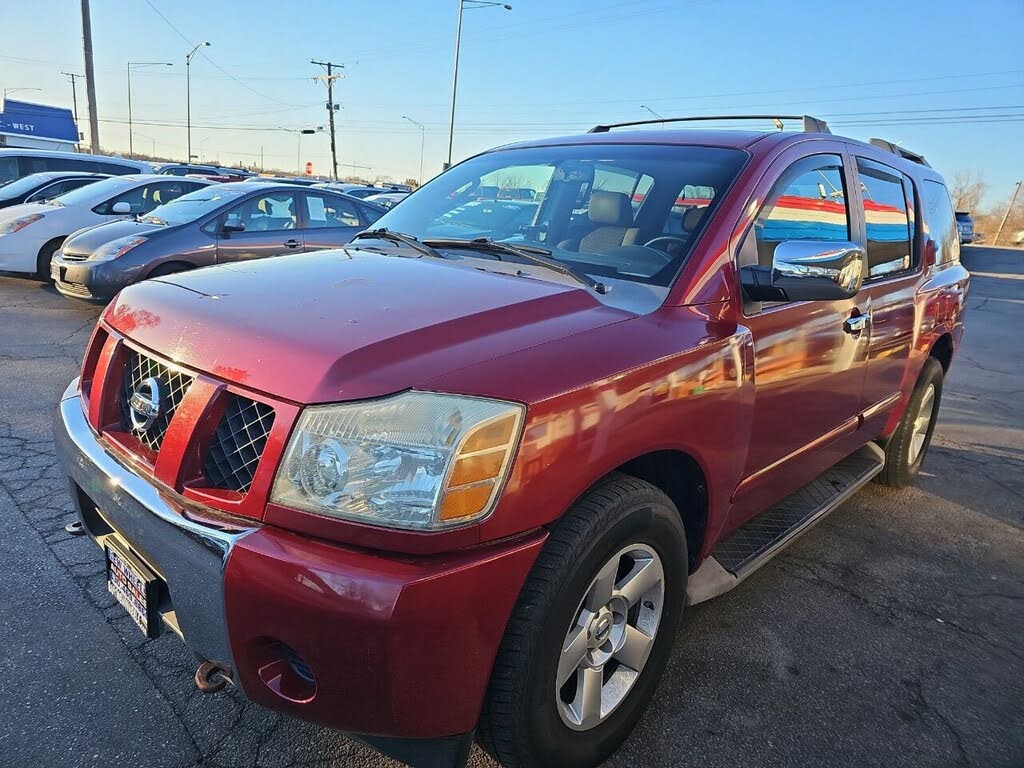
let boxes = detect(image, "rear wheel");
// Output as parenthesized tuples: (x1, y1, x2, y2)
(478, 474, 687, 768)
(877, 357, 944, 487)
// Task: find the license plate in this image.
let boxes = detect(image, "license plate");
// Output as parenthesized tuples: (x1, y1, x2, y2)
(106, 539, 161, 639)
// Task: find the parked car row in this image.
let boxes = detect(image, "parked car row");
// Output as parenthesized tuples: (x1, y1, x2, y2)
(0, 153, 388, 301)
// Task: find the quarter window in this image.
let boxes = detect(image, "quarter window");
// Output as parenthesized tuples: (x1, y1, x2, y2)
(856, 158, 912, 277)
(921, 180, 960, 266)
(304, 193, 361, 228)
(751, 154, 850, 268)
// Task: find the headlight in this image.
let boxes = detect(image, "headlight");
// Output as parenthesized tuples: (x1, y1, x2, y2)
(271, 391, 525, 530)
(90, 235, 148, 261)
(0, 213, 44, 235)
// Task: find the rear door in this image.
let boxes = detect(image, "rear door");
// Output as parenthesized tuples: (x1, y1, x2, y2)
(216, 188, 303, 263)
(731, 149, 871, 521)
(299, 191, 364, 252)
(849, 156, 920, 433)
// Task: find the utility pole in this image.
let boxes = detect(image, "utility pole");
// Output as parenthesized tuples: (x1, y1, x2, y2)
(80, 0, 100, 153)
(311, 59, 344, 181)
(61, 72, 83, 145)
(186, 42, 211, 164)
(991, 180, 1022, 247)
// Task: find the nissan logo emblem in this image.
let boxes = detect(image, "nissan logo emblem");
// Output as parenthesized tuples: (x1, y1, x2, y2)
(128, 377, 164, 432)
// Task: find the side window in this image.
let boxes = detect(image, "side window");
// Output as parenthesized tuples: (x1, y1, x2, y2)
(304, 193, 361, 229)
(751, 154, 849, 268)
(100, 162, 135, 175)
(921, 180, 960, 266)
(225, 192, 298, 232)
(148, 182, 190, 209)
(0, 157, 18, 184)
(20, 156, 54, 175)
(856, 158, 912, 278)
(359, 203, 384, 225)
(96, 183, 184, 215)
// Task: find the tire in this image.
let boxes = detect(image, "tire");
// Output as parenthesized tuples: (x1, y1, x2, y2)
(478, 474, 687, 768)
(36, 238, 63, 281)
(877, 357, 944, 488)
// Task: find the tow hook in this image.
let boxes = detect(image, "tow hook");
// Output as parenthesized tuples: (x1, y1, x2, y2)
(195, 660, 232, 693)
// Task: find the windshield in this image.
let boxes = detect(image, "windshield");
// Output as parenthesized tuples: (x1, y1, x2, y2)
(0, 174, 58, 201)
(141, 186, 248, 225)
(371, 143, 746, 288)
(50, 176, 134, 207)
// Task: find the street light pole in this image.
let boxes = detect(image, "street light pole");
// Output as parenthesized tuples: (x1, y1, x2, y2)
(402, 115, 425, 186)
(186, 42, 211, 164)
(2, 87, 42, 100)
(128, 62, 172, 158)
(445, 0, 510, 170)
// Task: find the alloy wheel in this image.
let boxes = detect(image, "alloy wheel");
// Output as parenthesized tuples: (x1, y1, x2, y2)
(909, 383, 936, 465)
(555, 543, 665, 731)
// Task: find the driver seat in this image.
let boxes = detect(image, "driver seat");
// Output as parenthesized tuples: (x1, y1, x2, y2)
(559, 190, 639, 252)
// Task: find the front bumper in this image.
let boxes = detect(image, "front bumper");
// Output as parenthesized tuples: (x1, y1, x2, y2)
(54, 380, 545, 742)
(51, 252, 141, 300)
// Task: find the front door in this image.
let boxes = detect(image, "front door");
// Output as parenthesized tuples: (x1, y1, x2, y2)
(731, 151, 870, 522)
(217, 189, 303, 263)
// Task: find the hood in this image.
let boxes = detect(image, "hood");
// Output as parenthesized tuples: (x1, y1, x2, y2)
(0, 201, 54, 224)
(62, 218, 167, 256)
(104, 248, 632, 403)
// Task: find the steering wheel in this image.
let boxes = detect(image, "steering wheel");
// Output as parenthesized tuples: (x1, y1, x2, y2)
(642, 236, 688, 259)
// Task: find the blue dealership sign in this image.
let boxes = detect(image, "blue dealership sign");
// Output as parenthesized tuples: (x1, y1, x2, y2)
(0, 100, 79, 142)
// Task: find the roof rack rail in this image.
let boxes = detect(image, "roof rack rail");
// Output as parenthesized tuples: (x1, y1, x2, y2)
(868, 138, 931, 167)
(588, 114, 831, 134)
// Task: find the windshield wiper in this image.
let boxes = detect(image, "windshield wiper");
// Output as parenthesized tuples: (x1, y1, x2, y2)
(424, 237, 609, 294)
(353, 228, 447, 261)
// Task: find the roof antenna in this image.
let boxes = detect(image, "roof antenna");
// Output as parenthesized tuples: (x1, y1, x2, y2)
(772, 118, 785, 131)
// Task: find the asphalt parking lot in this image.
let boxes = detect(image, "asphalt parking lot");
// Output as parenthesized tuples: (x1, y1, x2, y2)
(0, 246, 1021, 768)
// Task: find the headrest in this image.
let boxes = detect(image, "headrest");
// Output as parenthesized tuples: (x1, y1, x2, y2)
(682, 206, 706, 232)
(588, 191, 633, 226)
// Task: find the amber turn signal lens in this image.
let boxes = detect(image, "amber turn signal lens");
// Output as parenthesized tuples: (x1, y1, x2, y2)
(449, 449, 505, 486)
(439, 482, 495, 521)
(461, 413, 517, 453)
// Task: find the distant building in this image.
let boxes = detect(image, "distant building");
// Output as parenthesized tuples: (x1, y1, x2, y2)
(0, 100, 80, 151)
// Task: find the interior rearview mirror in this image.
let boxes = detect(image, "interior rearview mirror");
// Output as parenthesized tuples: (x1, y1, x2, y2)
(740, 239, 865, 303)
(111, 201, 132, 215)
(222, 218, 245, 233)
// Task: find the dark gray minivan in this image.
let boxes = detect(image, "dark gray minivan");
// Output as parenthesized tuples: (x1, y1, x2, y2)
(52, 183, 384, 300)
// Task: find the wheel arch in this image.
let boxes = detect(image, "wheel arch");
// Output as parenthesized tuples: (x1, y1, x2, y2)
(606, 449, 708, 573)
(929, 332, 954, 373)
(144, 260, 194, 280)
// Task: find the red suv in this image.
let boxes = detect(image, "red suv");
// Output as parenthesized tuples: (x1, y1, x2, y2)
(55, 116, 969, 768)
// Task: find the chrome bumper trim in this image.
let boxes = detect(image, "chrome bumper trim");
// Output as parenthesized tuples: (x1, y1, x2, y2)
(54, 378, 255, 668)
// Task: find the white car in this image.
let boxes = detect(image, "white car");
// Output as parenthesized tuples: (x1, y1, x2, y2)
(0, 174, 210, 278)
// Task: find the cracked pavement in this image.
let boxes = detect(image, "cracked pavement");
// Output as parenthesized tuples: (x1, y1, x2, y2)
(0, 246, 1021, 768)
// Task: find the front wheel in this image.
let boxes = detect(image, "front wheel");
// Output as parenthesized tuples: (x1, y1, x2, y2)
(478, 474, 687, 768)
(877, 357, 944, 487)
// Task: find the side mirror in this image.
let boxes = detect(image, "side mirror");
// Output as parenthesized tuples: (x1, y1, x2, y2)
(222, 218, 245, 233)
(111, 201, 132, 215)
(741, 239, 865, 303)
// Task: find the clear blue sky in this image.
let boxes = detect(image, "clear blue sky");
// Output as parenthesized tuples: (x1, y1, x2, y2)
(1, 0, 1022, 205)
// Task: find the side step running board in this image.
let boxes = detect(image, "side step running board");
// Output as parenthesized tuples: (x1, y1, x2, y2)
(687, 443, 885, 605)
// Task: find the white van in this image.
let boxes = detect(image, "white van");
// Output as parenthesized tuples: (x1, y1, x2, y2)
(0, 149, 151, 185)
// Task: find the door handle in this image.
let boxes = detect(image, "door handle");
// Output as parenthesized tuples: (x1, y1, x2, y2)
(283, 239, 301, 249)
(843, 313, 869, 335)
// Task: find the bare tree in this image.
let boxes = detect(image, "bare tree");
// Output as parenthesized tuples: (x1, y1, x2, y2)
(949, 169, 988, 213)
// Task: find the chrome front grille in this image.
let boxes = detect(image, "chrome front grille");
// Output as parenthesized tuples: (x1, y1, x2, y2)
(117, 350, 194, 451)
(202, 395, 275, 493)
(58, 250, 89, 262)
